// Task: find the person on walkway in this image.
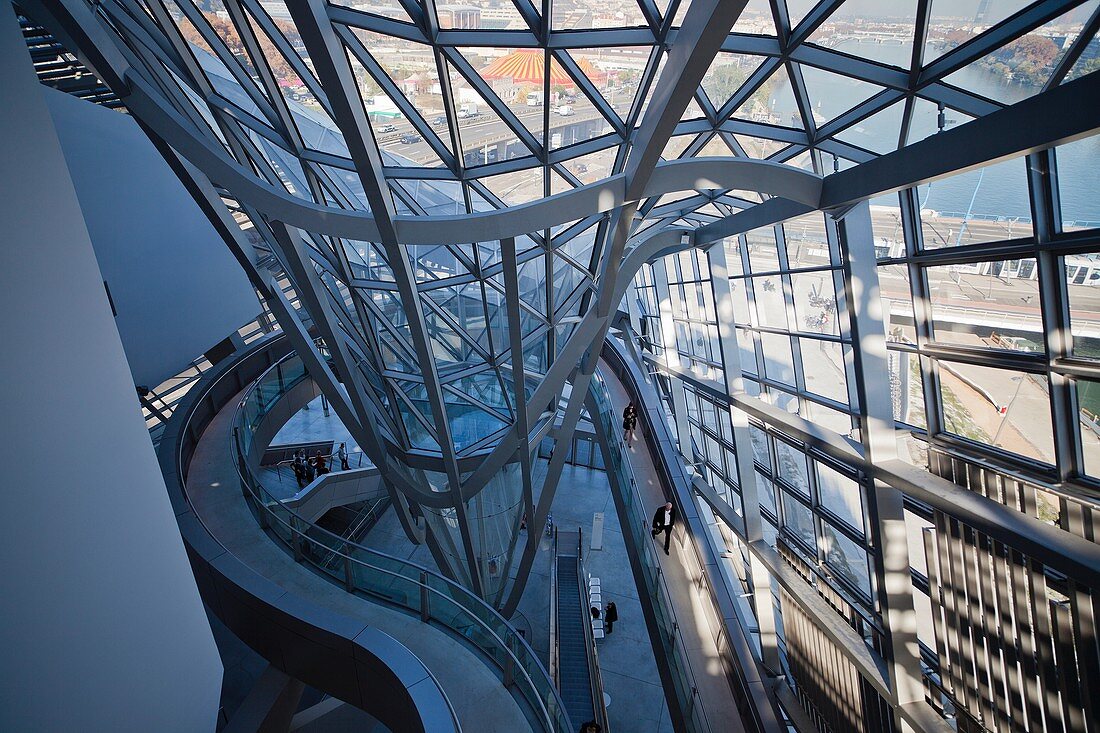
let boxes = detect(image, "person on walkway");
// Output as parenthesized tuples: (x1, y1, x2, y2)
(579, 721, 602, 733)
(622, 401, 638, 442)
(651, 500, 676, 555)
(313, 450, 328, 476)
(337, 442, 350, 471)
(292, 450, 307, 488)
(590, 605, 601, 621)
(604, 601, 618, 634)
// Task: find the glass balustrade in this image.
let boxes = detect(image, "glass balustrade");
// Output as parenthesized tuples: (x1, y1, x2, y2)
(231, 349, 570, 733)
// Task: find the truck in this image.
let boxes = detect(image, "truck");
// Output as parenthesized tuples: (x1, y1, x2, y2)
(525, 90, 543, 107)
(457, 102, 480, 119)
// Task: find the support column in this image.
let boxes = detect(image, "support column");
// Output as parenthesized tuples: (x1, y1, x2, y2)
(836, 201, 926, 726)
(0, 4, 222, 730)
(707, 238, 781, 672)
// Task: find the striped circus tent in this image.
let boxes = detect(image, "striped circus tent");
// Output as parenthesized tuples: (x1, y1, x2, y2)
(479, 49, 608, 87)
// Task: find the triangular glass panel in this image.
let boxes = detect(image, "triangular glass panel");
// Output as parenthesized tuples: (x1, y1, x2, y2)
(560, 145, 620, 184)
(395, 178, 466, 216)
(922, 0, 1035, 64)
(904, 95, 973, 146)
(733, 0, 776, 35)
(407, 245, 472, 282)
(516, 257, 550, 316)
(458, 47, 546, 143)
(784, 0, 820, 30)
(662, 134, 696, 160)
(781, 149, 815, 171)
(447, 0, 527, 30)
(681, 95, 706, 121)
(478, 168, 546, 205)
(443, 57, 539, 168)
(701, 53, 767, 110)
(345, 55, 447, 169)
(805, 2, 917, 67)
(635, 51, 667, 125)
(696, 132, 735, 157)
(556, 222, 599, 274)
(834, 98, 906, 153)
(798, 63, 887, 127)
(549, 80, 615, 150)
(1064, 28, 1100, 82)
(552, 0, 649, 29)
(330, 0, 414, 24)
(550, 168, 574, 195)
(943, 0, 1098, 104)
(441, 396, 509, 455)
(731, 63, 805, 129)
(566, 48, 649, 125)
(734, 134, 787, 158)
(342, 240, 394, 282)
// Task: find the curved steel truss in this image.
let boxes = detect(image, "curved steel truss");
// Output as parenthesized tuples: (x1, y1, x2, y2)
(19, 0, 1100, 614)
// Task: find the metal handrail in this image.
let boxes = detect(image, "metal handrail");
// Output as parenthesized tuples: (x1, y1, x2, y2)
(575, 529, 611, 733)
(233, 349, 572, 733)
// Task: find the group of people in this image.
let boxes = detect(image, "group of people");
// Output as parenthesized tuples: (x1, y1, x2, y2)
(621, 401, 638, 443)
(291, 442, 351, 488)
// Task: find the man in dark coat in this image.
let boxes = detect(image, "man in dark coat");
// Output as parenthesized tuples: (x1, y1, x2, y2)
(651, 501, 676, 555)
(604, 601, 618, 634)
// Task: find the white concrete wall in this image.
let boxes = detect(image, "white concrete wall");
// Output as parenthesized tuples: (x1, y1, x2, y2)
(0, 5, 223, 731)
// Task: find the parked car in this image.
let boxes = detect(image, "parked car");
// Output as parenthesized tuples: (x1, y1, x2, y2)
(400, 133, 421, 144)
(378, 123, 396, 133)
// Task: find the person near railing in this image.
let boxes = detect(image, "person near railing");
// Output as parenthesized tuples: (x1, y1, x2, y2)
(579, 720, 602, 733)
(651, 500, 676, 556)
(293, 449, 308, 488)
(604, 601, 617, 634)
(337, 442, 350, 471)
(313, 449, 329, 476)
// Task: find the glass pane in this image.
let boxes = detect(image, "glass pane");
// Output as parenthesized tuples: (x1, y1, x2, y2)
(938, 360, 1054, 464)
(1077, 378, 1100, 478)
(781, 491, 816, 550)
(782, 213, 831, 269)
(822, 523, 871, 597)
(815, 461, 864, 534)
(916, 158, 1033, 248)
(1067, 258, 1100, 357)
(774, 439, 809, 496)
(791, 272, 839, 335)
(800, 338, 849, 405)
(1057, 135, 1100, 231)
(926, 260, 1042, 352)
(753, 276, 788, 329)
(760, 331, 796, 385)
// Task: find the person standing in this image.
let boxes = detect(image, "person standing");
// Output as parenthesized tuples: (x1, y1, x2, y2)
(651, 500, 676, 555)
(337, 442, 350, 471)
(313, 450, 328, 476)
(604, 601, 618, 634)
(292, 450, 307, 488)
(622, 401, 637, 442)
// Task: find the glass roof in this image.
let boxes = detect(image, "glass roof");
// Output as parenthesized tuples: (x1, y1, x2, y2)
(143, 0, 1099, 224)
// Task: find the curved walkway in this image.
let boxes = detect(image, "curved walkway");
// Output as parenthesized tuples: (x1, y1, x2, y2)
(186, 387, 533, 732)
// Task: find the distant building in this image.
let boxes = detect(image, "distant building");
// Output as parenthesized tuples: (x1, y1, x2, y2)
(437, 5, 481, 29)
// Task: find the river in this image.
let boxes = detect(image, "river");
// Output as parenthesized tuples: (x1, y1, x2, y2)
(763, 39, 1100, 225)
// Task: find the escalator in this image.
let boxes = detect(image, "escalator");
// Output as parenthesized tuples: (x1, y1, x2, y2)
(552, 529, 609, 731)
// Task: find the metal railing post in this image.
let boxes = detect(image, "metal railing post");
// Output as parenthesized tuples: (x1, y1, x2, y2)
(503, 635, 515, 688)
(420, 571, 430, 622)
(343, 544, 354, 591)
(291, 516, 304, 562)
